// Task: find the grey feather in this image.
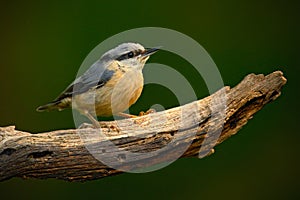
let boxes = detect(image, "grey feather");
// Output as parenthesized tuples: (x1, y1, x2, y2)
(55, 60, 115, 101)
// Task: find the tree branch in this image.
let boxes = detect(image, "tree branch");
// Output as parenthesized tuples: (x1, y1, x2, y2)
(0, 71, 286, 182)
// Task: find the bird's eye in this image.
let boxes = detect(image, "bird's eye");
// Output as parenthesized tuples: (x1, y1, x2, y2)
(127, 51, 134, 58)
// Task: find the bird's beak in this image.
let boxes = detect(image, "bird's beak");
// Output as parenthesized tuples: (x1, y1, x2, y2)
(142, 47, 160, 57)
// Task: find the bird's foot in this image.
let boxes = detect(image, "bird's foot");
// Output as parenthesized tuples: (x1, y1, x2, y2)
(78, 122, 93, 129)
(139, 108, 156, 116)
(117, 109, 156, 119)
(78, 122, 99, 129)
(78, 122, 119, 133)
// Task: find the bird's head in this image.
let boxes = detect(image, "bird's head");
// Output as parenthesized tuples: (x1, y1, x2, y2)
(101, 43, 159, 70)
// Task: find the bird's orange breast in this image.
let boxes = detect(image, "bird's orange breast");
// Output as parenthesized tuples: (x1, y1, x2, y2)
(72, 67, 144, 117)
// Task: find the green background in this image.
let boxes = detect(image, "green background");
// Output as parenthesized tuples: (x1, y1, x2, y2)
(0, 0, 299, 199)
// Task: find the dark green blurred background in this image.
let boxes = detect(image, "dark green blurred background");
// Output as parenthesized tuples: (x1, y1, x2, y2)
(0, 0, 299, 199)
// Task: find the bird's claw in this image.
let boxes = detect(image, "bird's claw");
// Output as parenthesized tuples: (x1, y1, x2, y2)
(139, 108, 156, 116)
(78, 122, 115, 131)
(78, 122, 97, 129)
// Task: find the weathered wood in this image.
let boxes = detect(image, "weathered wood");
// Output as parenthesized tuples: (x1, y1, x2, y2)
(0, 71, 286, 182)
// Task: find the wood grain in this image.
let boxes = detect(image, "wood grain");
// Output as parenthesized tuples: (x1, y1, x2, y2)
(0, 71, 286, 182)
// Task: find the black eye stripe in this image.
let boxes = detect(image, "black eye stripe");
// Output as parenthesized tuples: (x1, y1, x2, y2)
(116, 54, 127, 61)
(116, 50, 141, 61)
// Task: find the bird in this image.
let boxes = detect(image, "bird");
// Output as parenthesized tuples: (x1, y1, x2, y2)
(36, 42, 159, 127)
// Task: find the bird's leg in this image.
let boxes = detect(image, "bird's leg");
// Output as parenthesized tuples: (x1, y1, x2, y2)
(82, 110, 101, 129)
(117, 112, 138, 118)
(79, 113, 115, 132)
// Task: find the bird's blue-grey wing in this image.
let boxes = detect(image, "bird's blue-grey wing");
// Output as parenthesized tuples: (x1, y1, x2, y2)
(55, 60, 115, 101)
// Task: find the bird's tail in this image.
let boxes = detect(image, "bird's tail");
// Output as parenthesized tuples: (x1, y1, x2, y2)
(36, 101, 60, 112)
(36, 100, 71, 112)
(37, 96, 72, 112)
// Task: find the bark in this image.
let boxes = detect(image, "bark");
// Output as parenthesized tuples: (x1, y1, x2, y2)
(0, 71, 286, 182)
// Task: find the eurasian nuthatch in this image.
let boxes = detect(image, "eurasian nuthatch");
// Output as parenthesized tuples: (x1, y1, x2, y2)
(37, 43, 159, 125)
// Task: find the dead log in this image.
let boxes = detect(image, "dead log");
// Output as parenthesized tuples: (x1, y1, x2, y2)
(0, 71, 286, 182)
